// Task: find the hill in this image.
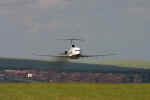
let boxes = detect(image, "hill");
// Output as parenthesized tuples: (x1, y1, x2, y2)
(0, 57, 149, 73)
(89, 60, 150, 69)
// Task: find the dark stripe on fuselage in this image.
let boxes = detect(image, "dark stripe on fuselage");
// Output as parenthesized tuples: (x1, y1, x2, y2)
(69, 54, 81, 59)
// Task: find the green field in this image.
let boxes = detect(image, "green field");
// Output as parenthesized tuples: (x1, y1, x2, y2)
(0, 83, 150, 100)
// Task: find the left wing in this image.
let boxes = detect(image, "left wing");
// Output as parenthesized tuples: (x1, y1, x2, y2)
(32, 53, 69, 58)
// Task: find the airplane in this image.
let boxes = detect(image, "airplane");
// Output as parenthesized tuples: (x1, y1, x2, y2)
(32, 38, 117, 60)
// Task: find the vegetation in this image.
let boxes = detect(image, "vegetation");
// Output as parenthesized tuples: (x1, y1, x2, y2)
(0, 83, 150, 100)
(89, 60, 150, 69)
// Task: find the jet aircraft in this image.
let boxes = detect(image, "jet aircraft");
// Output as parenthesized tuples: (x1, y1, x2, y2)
(32, 38, 117, 60)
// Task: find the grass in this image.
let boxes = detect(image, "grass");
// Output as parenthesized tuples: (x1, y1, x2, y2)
(0, 83, 150, 100)
(89, 60, 150, 69)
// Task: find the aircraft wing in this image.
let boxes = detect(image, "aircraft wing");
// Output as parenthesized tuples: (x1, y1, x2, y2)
(79, 53, 118, 57)
(32, 53, 69, 58)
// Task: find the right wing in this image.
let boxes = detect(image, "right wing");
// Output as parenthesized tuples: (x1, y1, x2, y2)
(79, 53, 118, 58)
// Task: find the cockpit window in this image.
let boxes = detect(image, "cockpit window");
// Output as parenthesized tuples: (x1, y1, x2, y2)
(72, 45, 75, 47)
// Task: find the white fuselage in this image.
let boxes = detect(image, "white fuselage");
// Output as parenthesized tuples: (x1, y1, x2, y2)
(67, 47, 81, 56)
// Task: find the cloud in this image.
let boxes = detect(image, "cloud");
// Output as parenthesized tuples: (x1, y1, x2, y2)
(0, 0, 37, 15)
(127, 7, 150, 21)
(39, 0, 60, 7)
(128, 7, 145, 16)
(39, 0, 71, 8)
(0, 0, 72, 15)
(0, 0, 71, 10)
(25, 22, 66, 33)
(0, 0, 36, 7)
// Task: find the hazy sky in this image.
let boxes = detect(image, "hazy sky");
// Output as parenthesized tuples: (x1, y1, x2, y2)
(0, 0, 149, 61)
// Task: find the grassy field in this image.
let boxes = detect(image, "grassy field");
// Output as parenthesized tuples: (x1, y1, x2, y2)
(0, 83, 150, 100)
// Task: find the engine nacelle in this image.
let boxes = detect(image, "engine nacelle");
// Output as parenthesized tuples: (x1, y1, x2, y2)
(65, 50, 67, 54)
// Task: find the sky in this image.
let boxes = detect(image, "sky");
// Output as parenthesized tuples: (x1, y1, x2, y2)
(0, 0, 149, 61)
